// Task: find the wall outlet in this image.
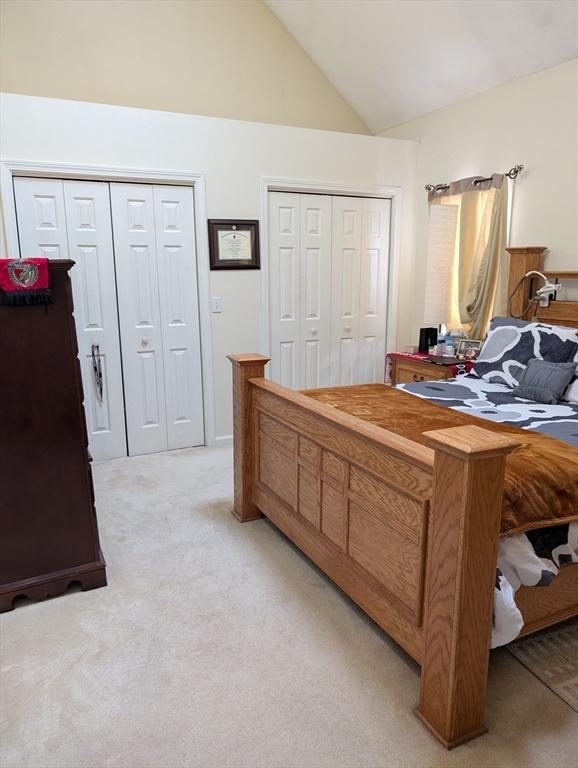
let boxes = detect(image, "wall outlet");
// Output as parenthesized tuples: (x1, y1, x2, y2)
(211, 296, 222, 313)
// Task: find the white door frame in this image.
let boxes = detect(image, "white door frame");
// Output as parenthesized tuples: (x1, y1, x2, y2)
(0, 159, 216, 447)
(259, 176, 402, 364)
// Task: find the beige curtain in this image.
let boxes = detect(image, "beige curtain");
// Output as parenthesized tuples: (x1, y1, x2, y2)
(428, 174, 507, 339)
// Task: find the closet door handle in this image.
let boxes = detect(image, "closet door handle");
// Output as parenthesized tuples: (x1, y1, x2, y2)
(141, 337, 150, 347)
(91, 343, 104, 402)
(344, 325, 352, 333)
(311, 327, 318, 336)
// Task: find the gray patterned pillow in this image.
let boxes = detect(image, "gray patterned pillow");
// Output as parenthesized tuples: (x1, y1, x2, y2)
(512, 360, 577, 404)
(472, 317, 578, 399)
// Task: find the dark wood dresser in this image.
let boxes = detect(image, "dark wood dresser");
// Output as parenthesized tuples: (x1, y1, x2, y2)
(0, 260, 107, 611)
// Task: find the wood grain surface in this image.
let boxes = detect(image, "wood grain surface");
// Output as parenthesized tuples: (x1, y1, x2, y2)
(416, 427, 520, 748)
(228, 356, 578, 749)
(0, 261, 107, 611)
(227, 354, 270, 521)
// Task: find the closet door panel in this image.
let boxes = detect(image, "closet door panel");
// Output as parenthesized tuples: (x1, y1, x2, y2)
(110, 184, 168, 456)
(330, 197, 362, 386)
(14, 178, 69, 260)
(269, 192, 301, 387)
(358, 198, 391, 384)
(153, 186, 204, 449)
(269, 192, 390, 390)
(63, 181, 127, 459)
(14, 178, 127, 460)
(300, 194, 332, 388)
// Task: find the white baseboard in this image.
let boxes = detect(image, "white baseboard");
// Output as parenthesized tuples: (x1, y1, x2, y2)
(215, 434, 233, 446)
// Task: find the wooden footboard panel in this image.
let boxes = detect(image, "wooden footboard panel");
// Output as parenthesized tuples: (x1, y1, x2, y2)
(253, 484, 425, 662)
(517, 562, 578, 636)
(252, 382, 432, 662)
(227, 354, 541, 748)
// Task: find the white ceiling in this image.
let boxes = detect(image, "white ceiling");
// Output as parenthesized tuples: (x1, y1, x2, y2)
(266, 0, 578, 133)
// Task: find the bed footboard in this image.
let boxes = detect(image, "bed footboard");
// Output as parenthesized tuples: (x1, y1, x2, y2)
(228, 354, 520, 748)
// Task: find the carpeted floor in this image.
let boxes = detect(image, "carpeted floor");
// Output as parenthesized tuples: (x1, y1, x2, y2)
(509, 618, 578, 712)
(1, 445, 577, 768)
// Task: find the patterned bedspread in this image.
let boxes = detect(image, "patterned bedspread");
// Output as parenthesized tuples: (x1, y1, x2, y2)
(399, 374, 578, 647)
(398, 374, 578, 447)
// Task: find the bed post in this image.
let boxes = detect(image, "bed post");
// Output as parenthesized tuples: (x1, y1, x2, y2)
(227, 353, 270, 522)
(506, 246, 546, 319)
(416, 425, 520, 749)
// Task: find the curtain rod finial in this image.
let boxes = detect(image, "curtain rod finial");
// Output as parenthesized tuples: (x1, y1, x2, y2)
(506, 164, 524, 180)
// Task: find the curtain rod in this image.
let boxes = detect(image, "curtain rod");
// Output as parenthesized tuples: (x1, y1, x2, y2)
(424, 164, 524, 193)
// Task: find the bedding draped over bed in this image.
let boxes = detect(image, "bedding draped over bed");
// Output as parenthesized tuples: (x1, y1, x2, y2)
(304, 383, 578, 537)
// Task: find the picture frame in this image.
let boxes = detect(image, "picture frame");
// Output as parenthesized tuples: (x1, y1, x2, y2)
(456, 338, 483, 359)
(208, 219, 260, 270)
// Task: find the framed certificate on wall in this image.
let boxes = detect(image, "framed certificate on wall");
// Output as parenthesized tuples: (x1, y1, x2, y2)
(208, 220, 260, 270)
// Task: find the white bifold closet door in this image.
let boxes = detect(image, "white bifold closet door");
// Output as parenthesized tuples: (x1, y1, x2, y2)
(13, 177, 204, 459)
(110, 184, 204, 456)
(268, 191, 390, 389)
(269, 193, 332, 388)
(14, 177, 127, 460)
(330, 196, 391, 385)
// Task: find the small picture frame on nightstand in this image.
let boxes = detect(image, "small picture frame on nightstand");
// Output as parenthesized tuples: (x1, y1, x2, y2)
(456, 338, 483, 359)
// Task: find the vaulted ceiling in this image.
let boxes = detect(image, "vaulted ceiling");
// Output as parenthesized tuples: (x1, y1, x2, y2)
(266, 0, 578, 133)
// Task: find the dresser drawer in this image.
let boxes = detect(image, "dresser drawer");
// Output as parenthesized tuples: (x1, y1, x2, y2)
(392, 359, 450, 385)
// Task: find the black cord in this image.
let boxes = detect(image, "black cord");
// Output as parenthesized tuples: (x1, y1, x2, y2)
(507, 274, 539, 319)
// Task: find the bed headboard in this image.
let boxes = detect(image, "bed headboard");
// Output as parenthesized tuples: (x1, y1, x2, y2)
(506, 246, 578, 329)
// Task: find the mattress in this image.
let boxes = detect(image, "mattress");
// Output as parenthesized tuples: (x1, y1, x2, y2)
(399, 374, 578, 647)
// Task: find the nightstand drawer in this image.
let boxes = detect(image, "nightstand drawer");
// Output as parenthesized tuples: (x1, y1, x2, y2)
(392, 359, 450, 385)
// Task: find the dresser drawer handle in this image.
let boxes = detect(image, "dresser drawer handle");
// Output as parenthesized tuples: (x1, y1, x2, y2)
(412, 374, 425, 382)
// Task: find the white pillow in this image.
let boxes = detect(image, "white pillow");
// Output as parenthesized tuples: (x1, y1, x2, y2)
(563, 368, 578, 403)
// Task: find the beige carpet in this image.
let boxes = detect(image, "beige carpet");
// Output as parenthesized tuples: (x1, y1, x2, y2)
(1, 445, 577, 768)
(509, 618, 578, 712)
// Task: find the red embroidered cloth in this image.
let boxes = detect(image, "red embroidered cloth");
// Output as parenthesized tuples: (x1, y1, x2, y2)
(0, 258, 51, 305)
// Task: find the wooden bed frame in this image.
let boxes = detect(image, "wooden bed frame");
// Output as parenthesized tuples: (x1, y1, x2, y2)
(228, 249, 578, 749)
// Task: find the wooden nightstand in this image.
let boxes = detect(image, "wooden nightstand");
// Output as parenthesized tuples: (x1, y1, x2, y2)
(388, 353, 473, 386)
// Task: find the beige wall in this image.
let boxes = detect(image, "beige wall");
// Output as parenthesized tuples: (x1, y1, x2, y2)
(0, 0, 367, 134)
(1, 93, 417, 441)
(380, 59, 578, 337)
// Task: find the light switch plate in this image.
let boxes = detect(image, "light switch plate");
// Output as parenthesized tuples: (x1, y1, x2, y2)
(211, 296, 222, 313)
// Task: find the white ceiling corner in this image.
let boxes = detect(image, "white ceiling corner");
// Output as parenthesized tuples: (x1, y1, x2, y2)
(266, 0, 578, 133)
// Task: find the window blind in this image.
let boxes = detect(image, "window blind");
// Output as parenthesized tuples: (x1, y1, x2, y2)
(423, 203, 458, 326)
